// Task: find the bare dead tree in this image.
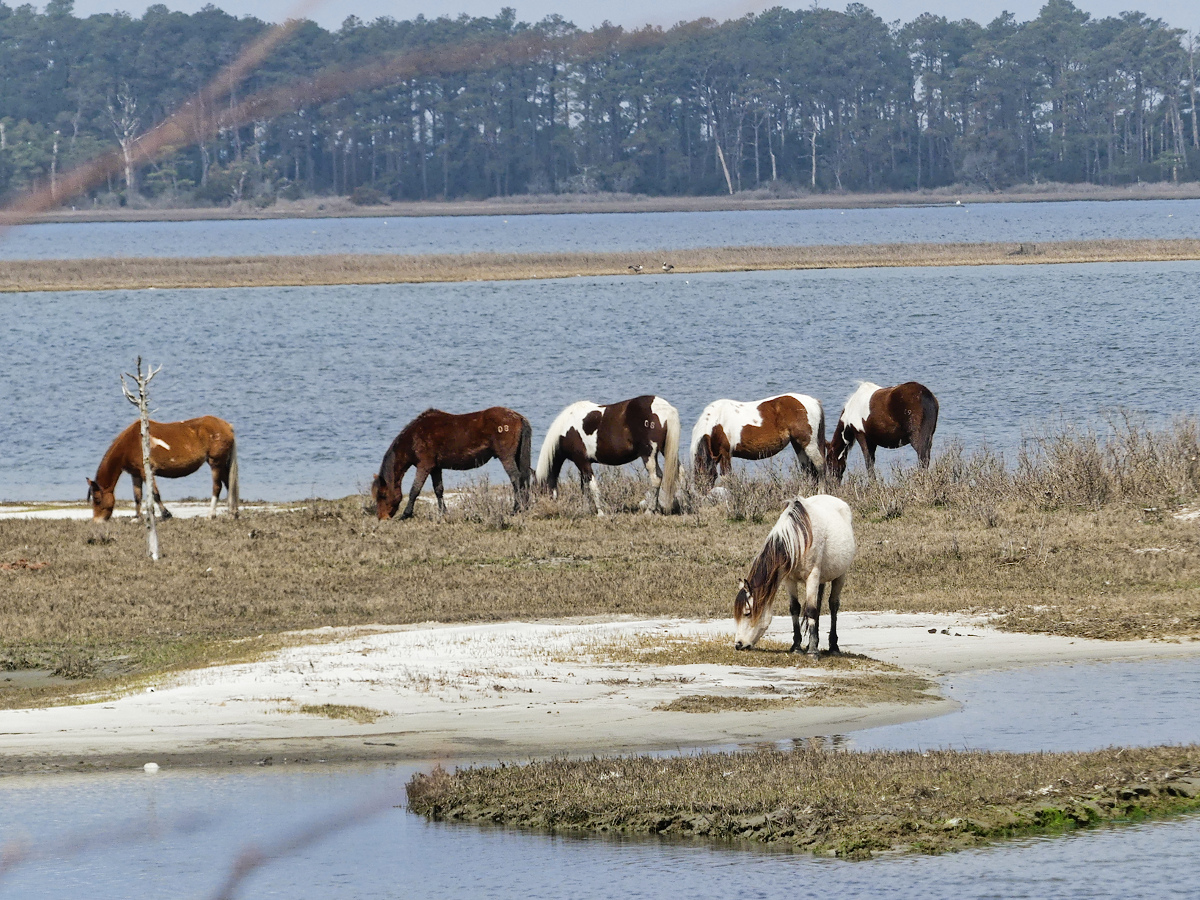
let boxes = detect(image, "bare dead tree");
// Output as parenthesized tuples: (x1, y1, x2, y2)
(121, 357, 162, 561)
(107, 83, 142, 197)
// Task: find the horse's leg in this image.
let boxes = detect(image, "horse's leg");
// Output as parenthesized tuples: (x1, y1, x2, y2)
(642, 448, 662, 513)
(580, 462, 604, 516)
(827, 576, 844, 654)
(131, 472, 145, 521)
(400, 466, 430, 520)
(209, 461, 224, 519)
(859, 435, 876, 481)
(500, 453, 524, 512)
(791, 439, 818, 481)
(788, 582, 804, 653)
(431, 468, 447, 516)
(150, 475, 172, 520)
(802, 570, 824, 659)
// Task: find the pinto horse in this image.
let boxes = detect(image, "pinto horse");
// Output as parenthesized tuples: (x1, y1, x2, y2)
(86, 416, 239, 521)
(825, 381, 939, 482)
(535, 395, 681, 515)
(732, 495, 856, 657)
(372, 407, 532, 520)
(690, 393, 825, 487)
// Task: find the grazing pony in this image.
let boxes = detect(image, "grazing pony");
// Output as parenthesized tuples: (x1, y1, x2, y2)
(825, 381, 939, 482)
(535, 395, 681, 515)
(691, 393, 825, 487)
(732, 495, 856, 657)
(372, 407, 532, 520)
(86, 416, 239, 521)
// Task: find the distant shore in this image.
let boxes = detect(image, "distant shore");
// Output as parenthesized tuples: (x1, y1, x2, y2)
(3, 238, 1199, 293)
(5, 181, 1200, 226)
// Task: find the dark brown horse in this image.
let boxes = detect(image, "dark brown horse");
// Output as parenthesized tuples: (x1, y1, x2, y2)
(825, 381, 939, 482)
(86, 416, 239, 521)
(690, 393, 825, 487)
(534, 395, 681, 515)
(371, 407, 532, 520)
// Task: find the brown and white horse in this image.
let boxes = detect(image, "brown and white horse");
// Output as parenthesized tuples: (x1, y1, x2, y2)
(535, 395, 681, 515)
(825, 381, 939, 482)
(732, 495, 856, 657)
(372, 406, 532, 520)
(690, 393, 825, 487)
(86, 416, 239, 521)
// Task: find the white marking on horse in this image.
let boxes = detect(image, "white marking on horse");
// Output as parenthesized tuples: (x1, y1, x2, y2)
(840, 382, 882, 432)
(151, 437, 171, 451)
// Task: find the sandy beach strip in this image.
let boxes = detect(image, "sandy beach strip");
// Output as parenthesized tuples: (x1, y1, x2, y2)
(2, 613, 1196, 775)
(3, 239, 1200, 293)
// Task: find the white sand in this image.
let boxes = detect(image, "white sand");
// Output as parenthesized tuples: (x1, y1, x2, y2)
(2, 612, 1195, 769)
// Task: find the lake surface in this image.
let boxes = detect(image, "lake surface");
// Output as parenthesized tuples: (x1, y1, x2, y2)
(2, 657, 1198, 899)
(2, 260, 1197, 501)
(2, 198, 1199, 260)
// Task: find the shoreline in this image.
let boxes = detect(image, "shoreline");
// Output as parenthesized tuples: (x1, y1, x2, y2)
(2, 613, 1196, 776)
(6, 183, 1200, 225)
(4, 238, 1200, 293)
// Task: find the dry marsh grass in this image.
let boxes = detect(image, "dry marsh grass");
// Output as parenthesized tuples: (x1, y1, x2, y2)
(298, 703, 385, 724)
(654, 673, 938, 712)
(1, 418, 1198, 706)
(406, 745, 1200, 856)
(4, 238, 1200, 293)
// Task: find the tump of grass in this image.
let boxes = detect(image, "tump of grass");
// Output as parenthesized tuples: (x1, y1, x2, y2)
(298, 703, 385, 724)
(407, 745, 1200, 857)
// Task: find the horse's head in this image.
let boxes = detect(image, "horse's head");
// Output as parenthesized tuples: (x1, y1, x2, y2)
(824, 424, 852, 483)
(733, 578, 772, 650)
(86, 477, 115, 521)
(370, 473, 400, 520)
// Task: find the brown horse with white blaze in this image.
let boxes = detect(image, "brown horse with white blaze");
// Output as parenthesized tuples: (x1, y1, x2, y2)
(372, 407, 532, 520)
(690, 393, 825, 487)
(535, 395, 681, 515)
(825, 381, 939, 482)
(86, 416, 239, 521)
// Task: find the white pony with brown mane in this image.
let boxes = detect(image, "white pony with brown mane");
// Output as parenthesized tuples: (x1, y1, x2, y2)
(690, 393, 825, 487)
(732, 494, 856, 657)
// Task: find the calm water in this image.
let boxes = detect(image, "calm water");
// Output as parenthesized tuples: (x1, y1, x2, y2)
(2, 657, 1198, 899)
(2, 261, 1197, 501)
(2, 198, 1199, 260)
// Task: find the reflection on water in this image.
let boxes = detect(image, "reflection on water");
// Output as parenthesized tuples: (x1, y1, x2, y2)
(1, 657, 1198, 899)
(3, 199, 1200, 260)
(3, 261, 1199, 501)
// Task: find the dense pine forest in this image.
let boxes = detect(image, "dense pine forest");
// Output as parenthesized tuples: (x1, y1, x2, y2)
(1, 0, 1198, 206)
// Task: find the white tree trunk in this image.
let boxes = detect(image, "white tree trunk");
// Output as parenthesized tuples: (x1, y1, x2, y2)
(122, 357, 161, 561)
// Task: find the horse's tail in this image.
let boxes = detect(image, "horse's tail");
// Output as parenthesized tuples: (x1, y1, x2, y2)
(517, 415, 533, 497)
(658, 400, 681, 513)
(917, 387, 939, 466)
(227, 435, 240, 518)
(535, 406, 570, 489)
(816, 401, 827, 457)
(694, 433, 714, 482)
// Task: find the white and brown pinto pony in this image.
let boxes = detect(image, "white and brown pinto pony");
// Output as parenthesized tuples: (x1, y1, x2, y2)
(690, 393, 825, 487)
(732, 495, 856, 657)
(825, 381, 939, 482)
(535, 395, 681, 515)
(372, 407, 533, 520)
(87, 416, 239, 521)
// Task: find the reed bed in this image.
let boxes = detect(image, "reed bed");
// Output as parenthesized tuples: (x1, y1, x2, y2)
(406, 745, 1200, 856)
(1, 417, 1198, 707)
(4, 238, 1200, 292)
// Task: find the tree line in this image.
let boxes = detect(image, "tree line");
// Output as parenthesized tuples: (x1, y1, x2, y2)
(1, 0, 1198, 206)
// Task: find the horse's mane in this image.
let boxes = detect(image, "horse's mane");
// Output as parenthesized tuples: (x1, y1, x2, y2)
(378, 409, 444, 490)
(746, 500, 813, 601)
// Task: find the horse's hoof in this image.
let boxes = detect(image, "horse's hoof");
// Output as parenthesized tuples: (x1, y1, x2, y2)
(160, 510, 173, 521)
(789, 642, 803, 654)
(807, 650, 821, 661)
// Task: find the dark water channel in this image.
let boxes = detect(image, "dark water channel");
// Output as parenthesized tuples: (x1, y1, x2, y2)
(3, 260, 1198, 501)
(3, 198, 1200, 260)
(1, 656, 1199, 899)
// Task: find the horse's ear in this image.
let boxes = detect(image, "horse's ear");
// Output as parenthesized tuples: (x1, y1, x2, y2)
(85, 477, 94, 499)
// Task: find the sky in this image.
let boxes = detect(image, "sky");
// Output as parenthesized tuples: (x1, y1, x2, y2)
(53, 0, 1200, 33)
